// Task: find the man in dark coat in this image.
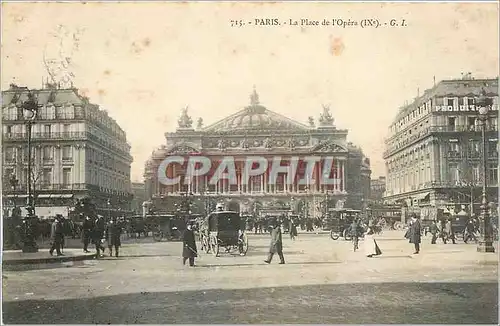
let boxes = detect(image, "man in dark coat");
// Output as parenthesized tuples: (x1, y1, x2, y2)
(289, 218, 298, 240)
(92, 215, 106, 257)
(264, 218, 285, 264)
(429, 220, 439, 244)
(82, 214, 93, 253)
(464, 218, 477, 244)
(182, 222, 197, 267)
(49, 215, 64, 256)
(409, 214, 421, 254)
(106, 217, 122, 257)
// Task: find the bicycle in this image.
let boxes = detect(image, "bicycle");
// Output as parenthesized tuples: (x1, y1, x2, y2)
(352, 235, 359, 252)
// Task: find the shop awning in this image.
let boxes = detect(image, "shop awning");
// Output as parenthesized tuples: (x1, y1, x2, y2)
(37, 194, 74, 199)
(414, 192, 430, 201)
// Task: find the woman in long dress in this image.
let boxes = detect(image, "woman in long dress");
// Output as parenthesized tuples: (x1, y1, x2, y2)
(364, 227, 382, 258)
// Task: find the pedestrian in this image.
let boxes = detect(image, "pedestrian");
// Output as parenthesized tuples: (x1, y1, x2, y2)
(92, 215, 106, 257)
(182, 222, 197, 267)
(445, 218, 456, 244)
(49, 215, 64, 256)
(82, 214, 93, 253)
(364, 227, 382, 258)
(264, 218, 285, 264)
(289, 218, 298, 241)
(429, 220, 439, 244)
(106, 217, 122, 257)
(464, 219, 477, 244)
(408, 214, 421, 254)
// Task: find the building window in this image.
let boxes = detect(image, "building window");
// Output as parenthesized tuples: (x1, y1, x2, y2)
(4, 147, 15, 163)
(44, 124, 51, 134)
(472, 164, 480, 184)
(43, 146, 53, 161)
(5, 168, 15, 187)
(468, 140, 480, 157)
(62, 145, 72, 160)
(448, 142, 460, 155)
(447, 117, 456, 131)
(42, 168, 52, 186)
(488, 164, 498, 185)
(448, 164, 459, 184)
(62, 168, 71, 186)
(447, 98, 455, 107)
(63, 124, 70, 136)
(467, 98, 475, 106)
(6, 125, 12, 134)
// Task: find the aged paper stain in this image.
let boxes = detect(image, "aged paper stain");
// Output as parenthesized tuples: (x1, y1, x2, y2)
(330, 37, 345, 56)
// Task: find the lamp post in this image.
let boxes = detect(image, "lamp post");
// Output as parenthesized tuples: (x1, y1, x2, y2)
(21, 91, 40, 253)
(107, 198, 111, 222)
(476, 89, 495, 253)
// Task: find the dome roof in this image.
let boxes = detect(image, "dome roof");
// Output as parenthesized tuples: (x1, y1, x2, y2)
(203, 88, 310, 132)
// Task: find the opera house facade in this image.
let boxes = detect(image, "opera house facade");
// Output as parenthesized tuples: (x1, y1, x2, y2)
(143, 89, 371, 218)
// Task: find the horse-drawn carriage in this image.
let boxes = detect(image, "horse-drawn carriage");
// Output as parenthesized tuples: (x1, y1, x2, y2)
(328, 208, 362, 240)
(198, 211, 249, 257)
(145, 214, 185, 241)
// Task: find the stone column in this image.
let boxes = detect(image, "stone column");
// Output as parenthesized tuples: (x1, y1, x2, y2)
(341, 159, 345, 192)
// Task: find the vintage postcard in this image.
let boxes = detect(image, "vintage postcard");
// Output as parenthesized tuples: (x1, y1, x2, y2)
(1, 1, 499, 324)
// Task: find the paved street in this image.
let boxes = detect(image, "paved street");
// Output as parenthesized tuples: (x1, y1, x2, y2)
(2, 231, 498, 324)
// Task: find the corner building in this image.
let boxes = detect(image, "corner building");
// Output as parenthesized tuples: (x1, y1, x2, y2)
(383, 77, 498, 219)
(2, 84, 134, 217)
(144, 89, 371, 217)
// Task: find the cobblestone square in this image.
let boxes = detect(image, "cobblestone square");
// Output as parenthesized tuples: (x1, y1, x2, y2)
(2, 231, 498, 324)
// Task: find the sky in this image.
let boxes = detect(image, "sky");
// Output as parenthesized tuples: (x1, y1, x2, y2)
(2, 2, 499, 182)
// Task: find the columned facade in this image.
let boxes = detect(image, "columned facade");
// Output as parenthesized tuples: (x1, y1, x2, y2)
(144, 89, 371, 217)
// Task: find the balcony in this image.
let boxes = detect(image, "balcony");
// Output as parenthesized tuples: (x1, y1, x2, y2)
(384, 124, 499, 158)
(2, 111, 86, 121)
(429, 125, 498, 133)
(446, 151, 462, 159)
(3, 131, 88, 141)
(2, 183, 91, 193)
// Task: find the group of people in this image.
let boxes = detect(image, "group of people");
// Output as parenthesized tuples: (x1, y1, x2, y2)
(81, 214, 123, 258)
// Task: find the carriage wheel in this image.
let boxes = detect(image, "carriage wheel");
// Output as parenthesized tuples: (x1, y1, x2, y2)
(330, 230, 340, 240)
(239, 234, 249, 256)
(343, 229, 352, 241)
(202, 235, 210, 253)
(210, 236, 219, 257)
(394, 222, 402, 230)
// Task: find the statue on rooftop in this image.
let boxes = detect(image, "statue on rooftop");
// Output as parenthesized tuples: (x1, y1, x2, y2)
(318, 104, 334, 126)
(196, 117, 203, 129)
(178, 106, 193, 129)
(308, 116, 315, 127)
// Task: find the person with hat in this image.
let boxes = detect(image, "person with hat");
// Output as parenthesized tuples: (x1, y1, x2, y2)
(92, 215, 106, 257)
(264, 218, 285, 264)
(49, 215, 65, 256)
(82, 214, 93, 253)
(182, 222, 198, 267)
(408, 214, 422, 254)
(106, 216, 123, 257)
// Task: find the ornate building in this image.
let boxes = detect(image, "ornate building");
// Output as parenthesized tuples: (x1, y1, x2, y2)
(369, 176, 386, 204)
(144, 89, 371, 217)
(2, 84, 134, 218)
(383, 76, 498, 219)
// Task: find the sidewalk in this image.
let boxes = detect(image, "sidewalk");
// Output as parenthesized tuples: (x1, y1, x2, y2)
(2, 248, 96, 269)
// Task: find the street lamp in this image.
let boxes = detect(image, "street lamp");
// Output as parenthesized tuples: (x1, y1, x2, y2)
(21, 91, 40, 253)
(107, 198, 111, 222)
(476, 89, 495, 253)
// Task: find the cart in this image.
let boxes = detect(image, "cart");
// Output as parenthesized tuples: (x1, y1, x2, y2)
(199, 211, 249, 257)
(328, 208, 362, 240)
